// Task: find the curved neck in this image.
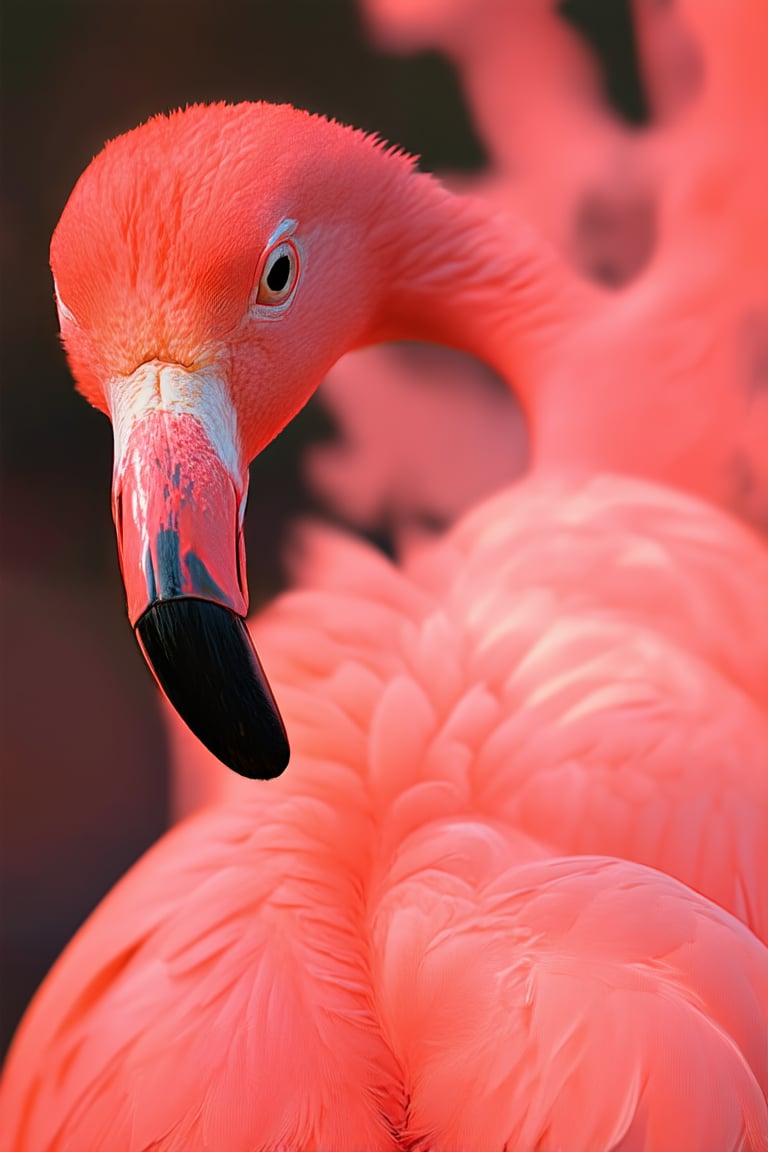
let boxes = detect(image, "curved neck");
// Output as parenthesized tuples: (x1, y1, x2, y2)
(362, 171, 588, 437)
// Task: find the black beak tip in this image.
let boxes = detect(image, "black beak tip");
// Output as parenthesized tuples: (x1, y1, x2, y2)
(136, 599, 290, 780)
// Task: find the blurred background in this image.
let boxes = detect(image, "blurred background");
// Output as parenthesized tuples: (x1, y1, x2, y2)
(0, 0, 643, 1055)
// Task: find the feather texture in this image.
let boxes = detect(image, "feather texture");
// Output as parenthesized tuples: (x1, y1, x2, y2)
(3, 475, 767, 1150)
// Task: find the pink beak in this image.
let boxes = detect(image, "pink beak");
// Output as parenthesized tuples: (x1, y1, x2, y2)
(111, 402, 289, 780)
(113, 409, 248, 625)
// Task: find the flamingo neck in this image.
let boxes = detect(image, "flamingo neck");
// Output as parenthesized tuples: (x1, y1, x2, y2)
(363, 170, 584, 446)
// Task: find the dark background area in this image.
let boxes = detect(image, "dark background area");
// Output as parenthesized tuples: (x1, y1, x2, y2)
(0, 0, 640, 1056)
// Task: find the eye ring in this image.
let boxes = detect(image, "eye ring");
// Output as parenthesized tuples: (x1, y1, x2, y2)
(255, 239, 300, 308)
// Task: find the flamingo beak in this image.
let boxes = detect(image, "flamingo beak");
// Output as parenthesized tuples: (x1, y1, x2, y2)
(109, 363, 289, 780)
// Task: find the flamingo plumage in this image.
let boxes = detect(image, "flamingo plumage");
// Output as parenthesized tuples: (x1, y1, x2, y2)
(3, 478, 768, 1148)
(168, 473, 768, 938)
(1, 101, 767, 1148)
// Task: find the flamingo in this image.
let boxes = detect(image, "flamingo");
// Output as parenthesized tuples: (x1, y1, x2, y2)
(1, 102, 767, 1148)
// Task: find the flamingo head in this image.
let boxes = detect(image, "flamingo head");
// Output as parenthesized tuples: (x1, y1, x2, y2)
(50, 102, 417, 778)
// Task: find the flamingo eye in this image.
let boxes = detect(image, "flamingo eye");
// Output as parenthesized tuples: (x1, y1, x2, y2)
(255, 240, 300, 308)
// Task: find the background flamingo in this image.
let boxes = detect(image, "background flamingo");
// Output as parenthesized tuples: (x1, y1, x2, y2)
(362, 0, 658, 286)
(1, 97, 767, 1148)
(310, 0, 768, 550)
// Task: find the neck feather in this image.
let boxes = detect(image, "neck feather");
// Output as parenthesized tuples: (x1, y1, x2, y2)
(363, 170, 589, 430)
